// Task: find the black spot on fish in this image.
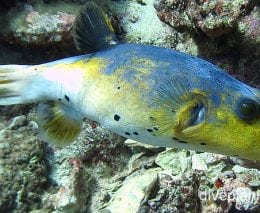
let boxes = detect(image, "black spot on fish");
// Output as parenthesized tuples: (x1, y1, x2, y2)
(125, 132, 130, 136)
(178, 140, 187, 144)
(34, 68, 37, 71)
(114, 114, 120, 121)
(117, 86, 121, 90)
(58, 98, 61, 101)
(149, 116, 156, 120)
(200, 142, 207, 145)
(172, 137, 187, 144)
(153, 127, 159, 131)
(65, 95, 70, 102)
(147, 129, 153, 133)
(133, 132, 139, 135)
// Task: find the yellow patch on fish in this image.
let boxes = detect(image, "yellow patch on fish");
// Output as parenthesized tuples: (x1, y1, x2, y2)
(71, 57, 153, 128)
(181, 105, 260, 159)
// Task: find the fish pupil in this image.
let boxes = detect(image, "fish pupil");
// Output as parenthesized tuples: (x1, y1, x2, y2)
(238, 99, 259, 120)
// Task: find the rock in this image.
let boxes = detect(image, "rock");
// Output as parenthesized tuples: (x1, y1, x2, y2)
(100, 0, 174, 46)
(124, 139, 165, 154)
(148, 170, 201, 212)
(192, 154, 208, 171)
(154, 0, 260, 87)
(248, 180, 260, 189)
(232, 187, 259, 211)
(9, 115, 27, 130)
(103, 168, 160, 213)
(28, 121, 39, 130)
(237, 6, 260, 42)
(199, 163, 260, 212)
(125, 139, 158, 149)
(191, 152, 229, 179)
(155, 148, 192, 174)
(44, 166, 90, 213)
(155, 0, 257, 38)
(42, 119, 131, 212)
(232, 165, 256, 174)
(229, 157, 260, 170)
(0, 115, 47, 212)
(0, 1, 79, 47)
(0, 0, 176, 49)
(0, 109, 130, 212)
(127, 152, 156, 174)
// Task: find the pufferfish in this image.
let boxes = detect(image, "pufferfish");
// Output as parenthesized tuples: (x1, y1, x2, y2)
(0, 2, 259, 160)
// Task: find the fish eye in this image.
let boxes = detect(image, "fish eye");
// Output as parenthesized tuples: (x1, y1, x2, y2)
(236, 99, 259, 120)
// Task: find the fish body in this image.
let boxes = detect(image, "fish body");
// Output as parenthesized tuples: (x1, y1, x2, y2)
(0, 2, 259, 160)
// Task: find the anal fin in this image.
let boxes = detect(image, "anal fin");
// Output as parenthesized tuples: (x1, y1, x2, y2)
(36, 101, 83, 146)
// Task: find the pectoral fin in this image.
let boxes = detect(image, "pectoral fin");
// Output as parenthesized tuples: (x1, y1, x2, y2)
(151, 77, 207, 135)
(36, 101, 83, 146)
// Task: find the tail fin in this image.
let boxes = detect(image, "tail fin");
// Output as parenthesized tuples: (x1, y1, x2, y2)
(0, 65, 40, 105)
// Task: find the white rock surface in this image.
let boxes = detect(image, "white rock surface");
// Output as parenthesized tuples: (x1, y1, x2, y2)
(104, 168, 160, 213)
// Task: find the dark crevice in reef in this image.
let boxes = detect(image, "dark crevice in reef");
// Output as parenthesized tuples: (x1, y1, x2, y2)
(0, 41, 77, 65)
(155, 0, 260, 88)
(193, 31, 260, 88)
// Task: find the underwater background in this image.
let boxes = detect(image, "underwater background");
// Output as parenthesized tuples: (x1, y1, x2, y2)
(0, 0, 259, 212)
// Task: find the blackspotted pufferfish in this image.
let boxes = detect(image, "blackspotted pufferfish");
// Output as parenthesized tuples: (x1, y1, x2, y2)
(0, 2, 259, 160)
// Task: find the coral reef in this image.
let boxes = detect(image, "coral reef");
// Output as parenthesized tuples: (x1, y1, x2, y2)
(0, 1, 79, 47)
(155, 0, 260, 86)
(40, 120, 130, 212)
(148, 149, 259, 212)
(92, 145, 260, 213)
(0, 111, 48, 212)
(155, 0, 257, 37)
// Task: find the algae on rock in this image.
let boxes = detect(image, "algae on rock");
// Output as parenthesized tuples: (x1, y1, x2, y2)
(0, 112, 48, 212)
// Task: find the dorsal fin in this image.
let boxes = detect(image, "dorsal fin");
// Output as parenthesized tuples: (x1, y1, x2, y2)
(36, 101, 83, 146)
(73, 1, 119, 53)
